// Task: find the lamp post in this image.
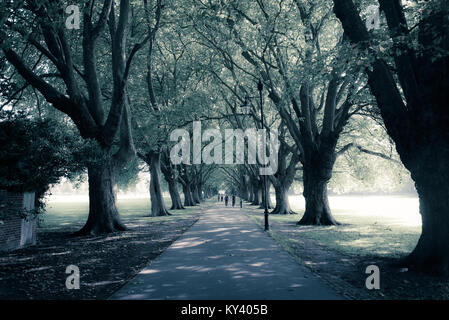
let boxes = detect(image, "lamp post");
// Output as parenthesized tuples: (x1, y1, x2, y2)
(239, 81, 269, 231)
(258, 79, 269, 231)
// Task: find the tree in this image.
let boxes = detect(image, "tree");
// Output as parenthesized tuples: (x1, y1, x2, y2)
(178, 163, 197, 207)
(236, 0, 366, 225)
(133, 0, 219, 214)
(269, 124, 301, 214)
(146, 149, 171, 216)
(160, 148, 184, 209)
(332, 0, 449, 274)
(0, 0, 146, 235)
(0, 111, 83, 209)
(117, 157, 141, 193)
(132, 0, 172, 217)
(188, 0, 370, 224)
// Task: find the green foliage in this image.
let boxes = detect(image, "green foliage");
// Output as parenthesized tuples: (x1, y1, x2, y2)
(0, 111, 83, 205)
(117, 157, 142, 192)
(330, 114, 413, 194)
(1, 0, 436, 203)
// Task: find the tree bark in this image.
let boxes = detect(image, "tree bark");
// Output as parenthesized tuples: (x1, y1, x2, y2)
(198, 183, 204, 201)
(299, 175, 338, 225)
(148, 152, 170, 217)
(298, 147, 339, 225)
(332, 0, 449, 273)
(271, 183, 295, 214)
(2, 0, 139, 236)
(192, 183, 201, 204)
(260, 179, 273, 209)
(252, 185, 262, 205)
(249, 185, 255, 203)
(405, 174, 449, 275)
(160, 152, 184, 210)
(243, 185, 250, 201)
(182, 184, 196, 206)
(75, 161, 127, 236)
(167, 179, 184, 210)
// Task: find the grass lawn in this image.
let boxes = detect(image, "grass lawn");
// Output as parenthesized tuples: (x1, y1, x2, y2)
(0, 195, 205, 299)
(244, 195, 449, 300)
(253, 195, 421, 259)
(40, 196, 199, 232)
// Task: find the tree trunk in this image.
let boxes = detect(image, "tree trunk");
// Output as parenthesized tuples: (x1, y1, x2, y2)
(198, 183, 204, 201)
(243, 185, 250, 201)
(403, 167, 449, 275)
(257, 187, 263, 206)
(252, 185, 262, 205)
(331, 0, 449, 274)
(260, 180, 273, 209)
(272, 183, 295, 214)
(168, 179, 184, 210)
(249, 185, 255, 203)
(75, 162, 127, 236)
(192, 184, 201, 204)
(149, 152, 170, 217)
(3, 0, 136, 236)
(298, 157, 339, 225)
(183, 184, 196, 206)
(160, 154, 184, 210)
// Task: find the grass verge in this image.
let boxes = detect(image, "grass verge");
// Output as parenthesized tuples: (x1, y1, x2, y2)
(243, 200, 449, 300)
(0, 198, 203, 299)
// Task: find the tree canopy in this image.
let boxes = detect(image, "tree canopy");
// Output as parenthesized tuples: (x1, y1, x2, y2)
(1, 0, 448, 275)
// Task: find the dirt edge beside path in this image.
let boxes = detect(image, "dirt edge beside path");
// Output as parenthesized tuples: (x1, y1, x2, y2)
(0, 205, 205, 300)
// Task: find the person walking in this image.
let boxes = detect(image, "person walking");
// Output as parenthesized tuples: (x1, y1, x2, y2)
(225, 195, 229, 207)
(232, 195, 236, 207)
(240, 197, 243, 208)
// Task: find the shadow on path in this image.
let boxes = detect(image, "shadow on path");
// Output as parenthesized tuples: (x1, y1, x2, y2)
(110, 202, 342, 300)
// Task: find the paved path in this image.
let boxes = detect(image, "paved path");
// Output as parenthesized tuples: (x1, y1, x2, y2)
(110, 202, 342, 300)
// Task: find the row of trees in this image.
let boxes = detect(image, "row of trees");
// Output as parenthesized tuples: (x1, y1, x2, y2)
(1, 0, 448, 274)
(182, 0, 449, 274)
(0, 0, 219, 231)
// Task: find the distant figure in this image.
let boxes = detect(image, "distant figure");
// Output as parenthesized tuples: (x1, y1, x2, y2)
(232, 195, 236, 207)
(240, 198, 243, 208)
(218, 194, 220, 201)
(221, 195, 224, 202)
(225, 195, 229, 206)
